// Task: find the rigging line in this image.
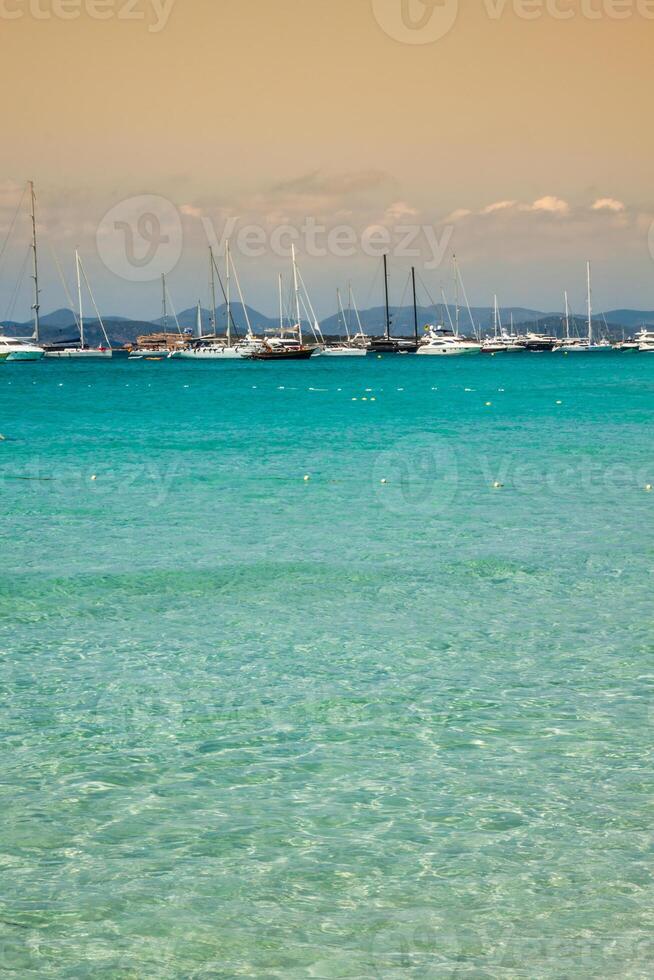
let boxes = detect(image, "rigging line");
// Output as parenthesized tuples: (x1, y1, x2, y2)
(164, 283, 183, 336)
(3, 246, 31, 323)
(228, 256, 252, 338)
(0, 183, 28, 279)
(48, 243, 80, 333)
(440, 287, 455, 331)
(363, 258, 381, 312)
(78, 256, 111, 346)
(296, 266, 324, 342)
(349, 284, 365, 334)
(456, 262, 480, 339)
(210, 249, 240, 339)
(415, 270, 439, 315)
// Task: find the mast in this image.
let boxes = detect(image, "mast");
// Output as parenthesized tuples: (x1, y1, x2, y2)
(226, 239, 231, 347)
(383, 254, 391, 340)
(564, 290, 570, 341)
(586, 261, 592, 345)
(161, 273, 168, 334)
(493, 295, 499, 339)
(278, 273, 284, 331)
(196, 301, 203, 339)
(411, 266, 419, 345)
(209, 247, 217, 336)
(337, 287, 351, 342)
(28, 181, 41, 343)
(454, 254, 460, 337)
(76, 249, 84, 348)
(292, 243, 302, 344)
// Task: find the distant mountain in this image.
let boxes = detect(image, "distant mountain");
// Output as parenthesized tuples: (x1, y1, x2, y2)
(3, 303, 654, 344)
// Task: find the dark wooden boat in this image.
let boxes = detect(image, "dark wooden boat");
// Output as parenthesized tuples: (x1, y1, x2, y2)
(249, 343, 315, 361)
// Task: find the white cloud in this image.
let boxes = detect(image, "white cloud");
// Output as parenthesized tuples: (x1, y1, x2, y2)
(482, 200, 517, 214)
(383, 200, 419, 222)
(443, 208, 472, 222)
(591, 197, 625, 213)
(528, 196, 570, 215)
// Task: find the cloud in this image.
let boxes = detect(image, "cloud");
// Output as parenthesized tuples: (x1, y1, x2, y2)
(591, 197, 625, 213)
(443, 208, 472, 222)
(383, 200, 419, 222)
(180, 204, 203, 218)
(482, 200, 517, 214)
(528, 196, 570, 215)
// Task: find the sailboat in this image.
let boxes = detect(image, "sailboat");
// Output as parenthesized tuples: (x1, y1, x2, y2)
(174, 244, 262, 359)
(1, 182, 46, 361)
(418, 260, 481, 354)
(368, 255, 418, 353)
(249, 246, 317, 360)
(46, 251, 112, 357)
(558, 264, 611, 352)
(480, 296, 524, 353)
(322, 287, 367, 356)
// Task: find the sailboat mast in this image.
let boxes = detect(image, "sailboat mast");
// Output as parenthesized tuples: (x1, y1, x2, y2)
(586, 261, 592, 345)
(28, 181, 41, 344)
(292, 244, 302, 345)
(411, 266, 419, 344)
(76, 250, 84, 348)
(161, 273, 168, 334)
(454, 254, 460, 338)
(383, 254, 391, 340)
(564, 290, 570, 340)
(209, 247, 217, 336)
(225, 240, 232, 346)
(493, 295, 498, 339)
(337, 287, 351, 342)
(196, 301, 202, 339)
(278, 273, 284, 331)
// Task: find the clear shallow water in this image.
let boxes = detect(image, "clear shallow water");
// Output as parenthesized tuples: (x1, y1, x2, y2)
(0, 353, 653, 978)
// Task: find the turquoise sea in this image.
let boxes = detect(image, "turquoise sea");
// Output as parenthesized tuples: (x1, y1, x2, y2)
(1, 353, 653, 978)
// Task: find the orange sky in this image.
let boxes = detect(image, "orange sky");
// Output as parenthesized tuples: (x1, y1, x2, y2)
(1, 0, 653, 317)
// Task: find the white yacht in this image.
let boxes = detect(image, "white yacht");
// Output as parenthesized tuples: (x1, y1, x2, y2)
(637, 328, 654, 352)
(0, 336, 45, 361)
(418, 325, 481, 355)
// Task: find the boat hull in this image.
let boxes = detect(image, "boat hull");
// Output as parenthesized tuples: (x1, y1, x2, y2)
(45, 349, 112, 358)
(6, 350, 45, 361)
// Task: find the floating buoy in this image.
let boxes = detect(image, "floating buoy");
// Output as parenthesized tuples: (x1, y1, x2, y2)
(90, 475, 97, 481)
(380, 479, 388, 485)
(377, 355, 382, 359)
(485, 401, 492, 407)
(493, 481, 503, 489)
(645, 484, 653, 492)
(303, 475, 311, 482)
(362, 397, 368, 401)
(352, 397, 358, 401)
(371, 397, 376, 402)
(556, 400, 562, 405)
(0, 434, 5, 441)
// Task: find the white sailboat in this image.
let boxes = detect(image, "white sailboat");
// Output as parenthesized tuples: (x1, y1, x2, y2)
(174, 243, 262, 359)
(46, 251, 112, 358)
(559, 264, 611, 352)
(480, 297, 525, 353)
(1, 182, 46, 361)
(322, 287, 367, 355)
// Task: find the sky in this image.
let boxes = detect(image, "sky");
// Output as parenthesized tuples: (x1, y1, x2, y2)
(1, 0, 653, 321)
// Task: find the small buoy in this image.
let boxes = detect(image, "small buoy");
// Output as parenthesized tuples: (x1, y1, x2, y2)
(90, 475, 97, 481)
(303, 475, 311, 482)
(380, 479, 388, 485)
(485, 401, 492, 407)
(362, 397, 368, 401)
(493, 481, 503, 489)
(377, 355, 382, 359)
(371, 397, 376, 402)
(556, 400, 562, 405)
(0, 434, 5, 441)
(491, 353, 496, 357)
(645, 484, 653, 492)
